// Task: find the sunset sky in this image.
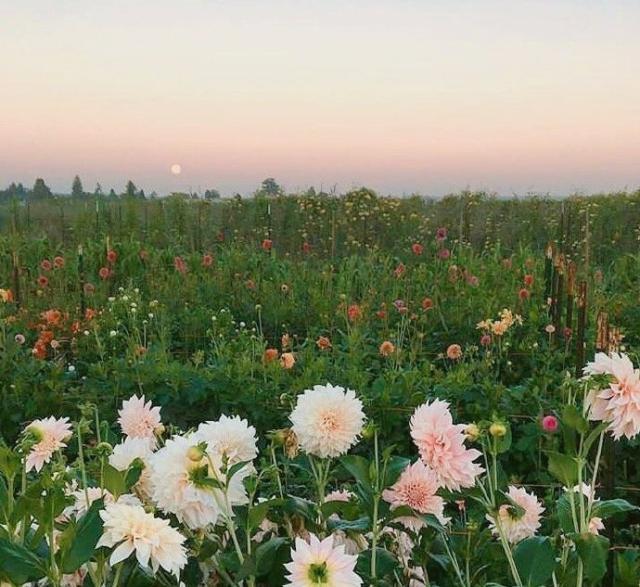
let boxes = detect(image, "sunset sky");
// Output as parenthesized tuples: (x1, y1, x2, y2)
(2, 1, 639, 196)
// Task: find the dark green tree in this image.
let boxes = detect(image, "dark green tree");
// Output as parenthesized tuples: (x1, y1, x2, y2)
(204, 189, 221, 200)
(30, 178, 53, 201)
(94, 183, 103, 197)
(124, 180, 137, 198)
(258, 178, 283, 197)
(71, 175, 84, 198)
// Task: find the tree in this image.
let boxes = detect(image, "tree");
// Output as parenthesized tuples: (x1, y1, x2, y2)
(258, 178, 283, 197)
(93, 183, 103, 197)
(30, 178, 53, 201)
(108, 188, 118, 200)
(71, 175, 84, 198)
(204, 188, 221, 200)
(124, 180, 137, 198)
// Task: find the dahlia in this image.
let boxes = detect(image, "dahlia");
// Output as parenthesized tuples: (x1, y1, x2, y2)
(410, 400, 483, 491)
(194, 415, 258, 465)
(149, 434, 249, 529)
(25, 417, 73, 472)
(117, 395, 162, 441)
(290, 384, 365, 459)
(63, 486, 114, 520)
(382, 460, 449, 525)
(285, 534, 362, 587)
(97, 502, 187, 578)
(109, 437, 155, 499)
(487, 486, 544, 544)
(583, 352, 640, 439)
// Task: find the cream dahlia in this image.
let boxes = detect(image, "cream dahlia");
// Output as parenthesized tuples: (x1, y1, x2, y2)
(97, 501, 187, 578)
(410, 400, 483, 491)
(290, 384, 365, 458)
(25, 417, 73, 472)
(63, 486, 114, 520)
(117, 395, 162, 441)
(382, 460, 449, 525)
(194, 414, 258, 464)
(149, 434, 249, 529)
(109, 437, 154, 500)
(285, 534, 362, 587)
(583, 352, 640, 439)
(487, 486, 544, 544)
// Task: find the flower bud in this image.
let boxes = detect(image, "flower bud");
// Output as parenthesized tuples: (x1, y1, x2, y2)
(95, 442, 113, 457)
(465, 423, 480, 441)
(187, 444, 206, 463)
(489, 422, 507, 438)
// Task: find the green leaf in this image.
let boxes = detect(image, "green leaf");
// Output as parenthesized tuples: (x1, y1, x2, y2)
(0, 446, 21, 480)
(562, 405, 589, 434)
(0, 537, 47, 585)
(227, 460, 251, 481)
(327, 516, 370, 533)
(383, 456, 411, 487)
(547, 451, 579, 486)
(237, 537, 288, 580)
(356, 548, 398, 579)
(60, 498, 104, 573)
(248, 498, 283, 532)
(513, 536, 556, 586)
(124, 459, 145, 490)
(340, 455, 371, 488)
(593, 499, 638, 519)
(575, 533, 610, 582)
(556, 496, 575, 534)
(102, 464, 126, 498)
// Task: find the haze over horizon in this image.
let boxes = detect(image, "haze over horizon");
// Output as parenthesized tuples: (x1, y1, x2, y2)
(2, 0, 639, 197)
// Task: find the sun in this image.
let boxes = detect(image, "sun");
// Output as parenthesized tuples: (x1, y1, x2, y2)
(170, 163, 182, 175)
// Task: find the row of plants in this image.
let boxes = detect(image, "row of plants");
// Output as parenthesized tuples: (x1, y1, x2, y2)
(0, 352, 638, 586)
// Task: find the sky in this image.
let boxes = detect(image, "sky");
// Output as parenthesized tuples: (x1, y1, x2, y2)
(1, 0, 639, 197)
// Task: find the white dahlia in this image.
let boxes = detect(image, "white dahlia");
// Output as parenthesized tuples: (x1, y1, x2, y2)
(285, 534, 362, 587)
(290, 384, 365, 458)
(109, 437, 154, 500)
(63, 486, 114, 520)
(487, 486, 544, 544)
(194, 414, 258, 464)
(149, 434, 249, 529)
(97, 501, 187, 578)
(25, 417, 73, 472)
(117, 395, 162, 441)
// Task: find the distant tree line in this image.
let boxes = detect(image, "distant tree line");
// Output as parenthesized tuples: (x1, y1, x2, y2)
(0, 176, 297, 202)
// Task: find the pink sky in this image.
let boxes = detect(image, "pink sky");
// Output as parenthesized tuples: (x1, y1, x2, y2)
(1, 1, 639, 196)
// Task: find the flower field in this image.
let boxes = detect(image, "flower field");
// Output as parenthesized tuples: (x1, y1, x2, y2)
(0, 190, 639, 586)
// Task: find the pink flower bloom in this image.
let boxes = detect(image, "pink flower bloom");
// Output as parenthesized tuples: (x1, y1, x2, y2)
(118, 395, 162, 441)
(584, 352, 640, 439)
(541, 415, 559, 433)
(410, 400, 483, 491)
(446, 344, 462, 360)
(25, 417, 73, 472)
(435, 227, 448, 241)
(382, 460, 449, 525)
(174, 256, 187, 274)
(438, 248, 450, 260)
(487, 486, 544, 544)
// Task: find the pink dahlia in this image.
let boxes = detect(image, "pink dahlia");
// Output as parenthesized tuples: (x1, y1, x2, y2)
(410, 399, 483, 491)
(25, 417, 73, 472)
(382, 460, 449, 525)
(118, 395, 162, 441)
(584, 352, 640, 439)
(487, 486, 544, 544)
